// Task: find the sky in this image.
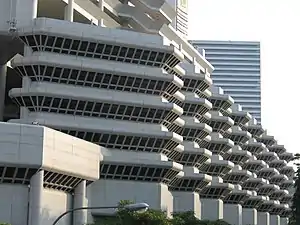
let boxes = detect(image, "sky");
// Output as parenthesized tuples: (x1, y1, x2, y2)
(188, 0, 300, 154)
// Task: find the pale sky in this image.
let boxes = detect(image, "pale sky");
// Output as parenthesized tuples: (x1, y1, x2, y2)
(188, 0, 300, 154)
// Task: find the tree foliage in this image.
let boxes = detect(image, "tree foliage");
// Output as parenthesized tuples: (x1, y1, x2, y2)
(291, 153, 300, 225)
(92, 201, 231, 225)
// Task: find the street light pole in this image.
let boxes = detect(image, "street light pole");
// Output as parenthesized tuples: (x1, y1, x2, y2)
(52, 203, 149, 225)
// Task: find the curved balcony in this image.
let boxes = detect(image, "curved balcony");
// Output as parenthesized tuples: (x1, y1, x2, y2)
(181, 116, 212, 145)
(242, 156, 268, 173)
(198, 155, 234, 177)
(242, 194, 267, 209)
(257, 184, 280, 196)
(228, 104, 252, 127)
(199, 132, 234, 156)
(280, 180, 295, 190)
(242, 175, 268, 191)
(280, 166, 295, 179)
(10, 82, 183, 130)
(223, 165, 252, 185)
(269, 189, 289, 201)
(269, 174, 288, 186)
(257, 200, 280, 213)
(176, 141, 212, 168)
(223, 126, 251, 146)
(244, 118, 264, 138)
(256, 132, 276, 147)
(197, 88, 212, 100)
(200, 177, 234, 199)
(257, 167, 280, 180)
(200, 111, 234, 134)
(279, 152, 294, 163)
(242, 138, 266, 156)
(256, 150, 279, 163)
(280, 208, 292, 218)
(280, 194, 293, 204)
(182, 92, 212, 119)
(100, 150, 183, 185)
(268, 143, 286, 155)
(10, 112, 183, 160)
(12, 52, 184, 103)
(18, 18, 184, 69)
(224, 146, 252, 165)
(269, 203, 289, 216)
(269, 159, 288, 170)
(169, 167, 212, 192)
(208, 86, 234, 113)
(223, 185, 252, 204)
(181, 63, 213, 94)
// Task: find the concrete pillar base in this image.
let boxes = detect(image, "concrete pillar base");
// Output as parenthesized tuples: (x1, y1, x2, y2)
(201, 198, 223, 221)
(223, 204, 242, 225)
(242, 208, 257, 225)
(74, 180, 87, 225)
(258, 212, 270, 225)
(172, 191, 201, 219)
(270, 215, 280, 225)
(29, 170, 44, 225)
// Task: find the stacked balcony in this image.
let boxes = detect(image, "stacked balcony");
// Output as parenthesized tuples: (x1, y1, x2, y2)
(169, 62, 214, 218)
(196, 86, 235, 221)
(7, 18, 190, 215)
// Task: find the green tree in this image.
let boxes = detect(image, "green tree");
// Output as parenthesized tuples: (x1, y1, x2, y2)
(291, 153, 300, 225)
(171, 211, 230, 225)
(93, 200, 171, 225)
(91, 201, 231, 225)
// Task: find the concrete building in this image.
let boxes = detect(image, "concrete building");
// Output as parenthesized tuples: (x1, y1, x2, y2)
(190, 40, 262, 123)
(0, 1, 294, 225)
(166, 0, 189, 38)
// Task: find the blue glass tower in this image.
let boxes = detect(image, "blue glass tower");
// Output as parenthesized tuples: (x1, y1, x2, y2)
(190, 40, 261, 123)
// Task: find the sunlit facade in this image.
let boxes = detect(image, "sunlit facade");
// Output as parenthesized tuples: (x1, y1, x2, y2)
(0, 1, 293, 225)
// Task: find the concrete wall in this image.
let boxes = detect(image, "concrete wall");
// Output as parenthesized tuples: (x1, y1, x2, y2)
(40, 189, 73, 225)
(0, 185, 73, 225)
(0, 122, 101, 180)
(0, 184, 29, 225)
(87, 180, 173, 217)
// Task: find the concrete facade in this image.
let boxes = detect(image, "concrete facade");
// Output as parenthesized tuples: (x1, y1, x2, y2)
(0, 0, 294, 225)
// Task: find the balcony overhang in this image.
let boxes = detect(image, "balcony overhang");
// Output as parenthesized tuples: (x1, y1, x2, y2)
(268, 144, 286, 155)
(278, 152, 294, 162)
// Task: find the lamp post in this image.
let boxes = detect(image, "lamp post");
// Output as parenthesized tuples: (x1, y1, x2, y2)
(52, 202, 149, 225)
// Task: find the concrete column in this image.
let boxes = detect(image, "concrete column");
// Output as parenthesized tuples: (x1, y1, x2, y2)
(223, 204, 242, 225)
(201, 199, 223, 220)
(242, 208, 257, 225)
(32, 0, 38, 19)
(280, 217, 289, 225)
(258, 212, 270, 225)
(0, 64, 7, 121)
(64, 0, 74, 21)
(74, 180, 87, 225)
(172, 192, 201, 219)
(98, 0, 104, 27)
(29, 170, 44, 225)
(270, 215, 280, 225)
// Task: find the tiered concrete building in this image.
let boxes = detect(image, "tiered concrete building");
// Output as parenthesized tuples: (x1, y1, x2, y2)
(0, 0, 294, 225)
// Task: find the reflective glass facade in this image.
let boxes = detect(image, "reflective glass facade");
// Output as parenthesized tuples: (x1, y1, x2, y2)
(190, 40, 261, 124)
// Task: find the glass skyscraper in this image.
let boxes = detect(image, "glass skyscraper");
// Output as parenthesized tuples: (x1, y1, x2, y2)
(190, 40, 261, 123)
